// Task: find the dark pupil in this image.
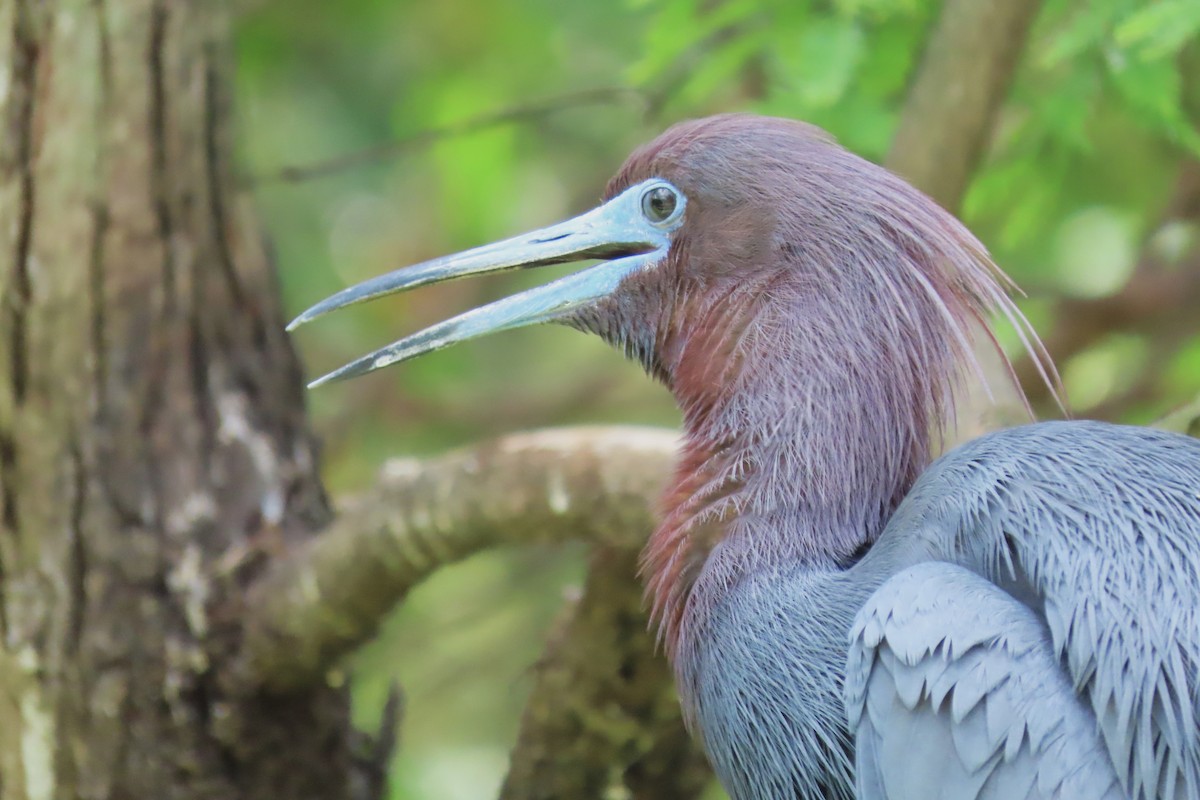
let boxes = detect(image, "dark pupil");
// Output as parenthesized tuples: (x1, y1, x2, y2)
(644, 187, 677, 221)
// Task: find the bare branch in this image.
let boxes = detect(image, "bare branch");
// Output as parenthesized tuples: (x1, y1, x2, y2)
(250, 87, 645, 185)
(499, 548, 711, 800)
(242, 426, 677, 691)
(886, 0, 1043, 211)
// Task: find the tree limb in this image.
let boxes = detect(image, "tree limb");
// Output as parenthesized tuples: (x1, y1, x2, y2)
(242, 426, 677, 691)
(499, 548, 711, 800)
(885, 0, 1043, 212)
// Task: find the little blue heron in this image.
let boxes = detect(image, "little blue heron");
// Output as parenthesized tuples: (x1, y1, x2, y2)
(290, 115, 1200, 799)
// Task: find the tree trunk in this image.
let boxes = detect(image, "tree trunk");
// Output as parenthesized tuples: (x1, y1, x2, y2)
(0, 1, 359, 797)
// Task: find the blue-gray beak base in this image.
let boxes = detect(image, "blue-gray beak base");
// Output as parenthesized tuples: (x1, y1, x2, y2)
(288, 179, 685, 388)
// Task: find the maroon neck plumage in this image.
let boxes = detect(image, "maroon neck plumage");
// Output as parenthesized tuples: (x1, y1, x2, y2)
(594, 116, 1048, 656)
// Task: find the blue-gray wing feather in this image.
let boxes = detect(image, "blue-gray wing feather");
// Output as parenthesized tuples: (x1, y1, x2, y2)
(850, 421, 1200, 800)
(848, 561, 1124, 799)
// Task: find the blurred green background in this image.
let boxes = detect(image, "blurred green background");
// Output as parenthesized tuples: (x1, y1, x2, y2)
(234, 0, 1199, 796)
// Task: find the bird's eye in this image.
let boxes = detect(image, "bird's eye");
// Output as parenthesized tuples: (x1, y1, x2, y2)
(641, 186, 680, 224)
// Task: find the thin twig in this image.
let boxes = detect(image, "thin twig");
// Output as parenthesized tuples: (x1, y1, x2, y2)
(251, 86, 645, 186)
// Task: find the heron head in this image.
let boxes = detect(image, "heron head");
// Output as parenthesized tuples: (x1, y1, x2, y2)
(290, 114, 1048, 424)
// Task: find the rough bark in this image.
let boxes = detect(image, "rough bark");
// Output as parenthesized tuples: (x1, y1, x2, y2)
(0, 1, 360, 798)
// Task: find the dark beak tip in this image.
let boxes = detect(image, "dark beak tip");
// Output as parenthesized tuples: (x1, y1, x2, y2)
(287, 306, 325, 332)
(306, 367, 347, 390)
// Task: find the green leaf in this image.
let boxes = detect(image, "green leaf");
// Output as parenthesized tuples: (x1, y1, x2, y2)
(853, 17, 923, 98)
(1115, 1, 1200, 60)
(966, 156, 1065, 249)
(1035, 68, 1102, 153)
(628, 0, 763, 87)
(831, 0, 922, 19)
(1109, 55, 1200, 157)
(770, 16, 865, 109)
(1166, 336, 1200, 395)
(628, 0, 706, 85)
(1040, 0, 1130, 67)
(674, 27, 772, 111)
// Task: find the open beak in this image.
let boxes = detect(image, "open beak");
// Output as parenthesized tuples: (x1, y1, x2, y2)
(288, 180, 683, 388)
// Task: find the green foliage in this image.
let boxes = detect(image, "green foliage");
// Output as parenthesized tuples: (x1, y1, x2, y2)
(235, 0, 1198, 796)
(965, 0, 1197, 251)
(1116, 1, 1200, 60)
(631, 0, 933, 157)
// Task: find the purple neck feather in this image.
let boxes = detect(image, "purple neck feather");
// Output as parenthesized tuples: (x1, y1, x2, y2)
(644, 267, 951, 654)
(638, 175, 1029, 656)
